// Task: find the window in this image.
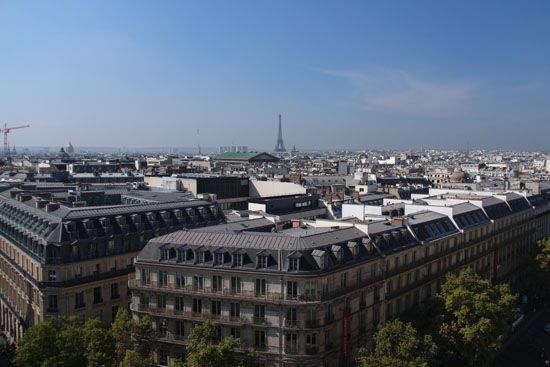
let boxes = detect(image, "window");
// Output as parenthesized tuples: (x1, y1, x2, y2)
(48, 270, 57, 282)
(175, 296, 184, 311)
(340, 273, 347, 288)
(93, 287, 102, 304)
(48, 295, 58, 311)
(287, 281, 298, 299)
(212, 275, 222, 292)
(230, 303, 241, 318)
(255, 279, 266, 296)
(158, 271, 168, 287)
(286, 333, 297, 352)
(193, 275, 204, 290)
(286, 308, 297, 326)
(230, 328, 241, 341)
(254, 330, 266, 348)
(139, 293, 149, 306)
(306, 333, 317, 347)
(176, 321, 185, 337)
(257, 255, 269, 268)
(175, 272, 185, 288)
(233, 253, 244, 266)
(157, 295, 166, 309)
(197, 251, 206, 263)
(215, 252, 224, 265)
(211, 300, 221, 316)
(231, 277, 242, 294)
(111, 305, 119, 322)
(254, 305, 265, 320)
(75, 292, 85, 309)
(141, 268, 151, 285)
(288, 257, 299, 271)
(192, 299, 202, 314)
(110, 283, 120, 299)
(158, 350, 168, 366)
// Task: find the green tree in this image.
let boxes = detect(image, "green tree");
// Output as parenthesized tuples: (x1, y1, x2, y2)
(436, 268, 517, 367)
(119, 350, 149, 367)
(15, 316, 86, 367)
(357, 319, 438, 367)
(132, 314, 156, 360)
(184, 320, 234, 367)
(182, 320, 257, 367)
(83, 318, 116, 367)
(112, 308, 135, 363)
(535, 238, 550, 282)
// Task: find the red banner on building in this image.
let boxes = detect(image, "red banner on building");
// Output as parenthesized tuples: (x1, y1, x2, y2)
(342, 311, 350, 361)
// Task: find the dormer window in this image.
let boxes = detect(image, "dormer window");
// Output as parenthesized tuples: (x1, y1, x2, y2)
(161, 248, 169, 261)
(233, 253, 244, 267)
(177, 248, 185, 262)
(215, 252, 224, 265)
(116, 216, 127, 226)
(332, 245, 343, 263)
(288, 257, 299, 271)
(348, 241, 359, 257)
(131, 214, 142, 224)
(257, 255, 269, 269)
(197, 251, 206, 263)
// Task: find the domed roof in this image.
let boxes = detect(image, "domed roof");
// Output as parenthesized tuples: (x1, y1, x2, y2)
(449, 169, 466, 182)
(66, 141, 74, 154)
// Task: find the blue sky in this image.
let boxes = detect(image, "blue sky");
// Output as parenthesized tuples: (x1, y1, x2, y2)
(0, 0, 549, 151)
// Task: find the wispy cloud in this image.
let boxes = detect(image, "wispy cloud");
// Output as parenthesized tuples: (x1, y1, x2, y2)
(317, 68, 478, 117)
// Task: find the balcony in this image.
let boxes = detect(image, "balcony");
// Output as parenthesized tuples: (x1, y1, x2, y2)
(253, 316, 268, 326)
(285, 345, 299, 355)
(306, 346, 319, 355)
(304, 319, 320, 329)
(284, 319, 299, 328)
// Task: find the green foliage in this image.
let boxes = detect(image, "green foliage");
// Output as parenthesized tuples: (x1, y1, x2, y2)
(184, 320, 235, 367)
(183, 320, 258, 367)
(435, 268, 517, 367)
(119, 350, 149, 367)
(15, 309, 156, 367)
(15, 316, 86, 367)
(535, 238, 550, 281)
(112, 308, 134, 363)
(83, 318, 116, 367)
(132, 315, 156, 360)
(357, 319, 438, 367)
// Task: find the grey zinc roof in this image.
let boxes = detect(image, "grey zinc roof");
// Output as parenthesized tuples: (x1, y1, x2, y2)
(191, 217, 274, 233)
(148, 226, 366, 252)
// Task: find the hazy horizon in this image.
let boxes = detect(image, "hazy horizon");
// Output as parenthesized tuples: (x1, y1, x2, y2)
(1, 1, 549, 150)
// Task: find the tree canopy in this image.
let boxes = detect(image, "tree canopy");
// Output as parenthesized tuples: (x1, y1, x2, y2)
(357, 319, 438, 367)
(15, 309, 156, 367)
(435, 268, 517, 367)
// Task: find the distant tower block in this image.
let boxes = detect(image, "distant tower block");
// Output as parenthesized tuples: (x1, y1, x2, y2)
(274, 113, 286, 152)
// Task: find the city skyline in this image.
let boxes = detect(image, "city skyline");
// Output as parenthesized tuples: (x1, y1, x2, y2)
(1, 0, 549, 150)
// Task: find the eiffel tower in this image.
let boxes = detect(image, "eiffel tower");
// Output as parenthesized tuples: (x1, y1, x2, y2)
(274, 113, 286, 152)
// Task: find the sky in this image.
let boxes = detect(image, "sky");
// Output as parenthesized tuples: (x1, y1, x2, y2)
(0, 0, 549, 151)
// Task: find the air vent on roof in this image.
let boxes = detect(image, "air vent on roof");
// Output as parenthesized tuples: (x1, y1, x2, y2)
(35, 200, 48, 209)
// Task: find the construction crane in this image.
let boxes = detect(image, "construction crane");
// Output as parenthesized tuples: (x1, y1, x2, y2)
(0, 123, 30, 157)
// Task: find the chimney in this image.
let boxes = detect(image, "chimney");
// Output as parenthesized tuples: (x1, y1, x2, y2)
(35, 199, 48, 209)
(45, 203, 60, 212)
(291, 219, 302, 228)
(392, 217, 405, 226)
